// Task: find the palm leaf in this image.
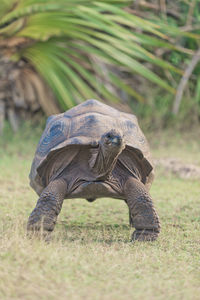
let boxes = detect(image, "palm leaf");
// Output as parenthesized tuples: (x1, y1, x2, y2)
(0, 0, 198, 113)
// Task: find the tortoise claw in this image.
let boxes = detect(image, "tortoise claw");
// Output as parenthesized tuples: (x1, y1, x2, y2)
(26, 228, 52, 242)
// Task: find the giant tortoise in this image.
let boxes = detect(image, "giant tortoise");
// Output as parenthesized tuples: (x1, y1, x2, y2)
(28, 99, 160, 241)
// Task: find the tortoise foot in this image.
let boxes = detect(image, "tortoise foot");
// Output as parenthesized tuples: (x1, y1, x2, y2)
(131, 229, 159, 242)
(27, 213, 56, 242)
(27, 226, 52, 242)
(27, 208, 57, 231)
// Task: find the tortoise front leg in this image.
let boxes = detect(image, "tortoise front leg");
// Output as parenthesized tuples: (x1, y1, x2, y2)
(124, 177, 160, 241)
(27, 179, 67, 235)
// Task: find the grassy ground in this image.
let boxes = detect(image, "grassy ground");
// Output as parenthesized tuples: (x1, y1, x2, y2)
(0, 123, 200, 300)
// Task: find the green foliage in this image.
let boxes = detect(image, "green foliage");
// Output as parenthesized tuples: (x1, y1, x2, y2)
(139, 0, 200, 122)
(0, 0, 195, 111)
(0, 0, 199, 127)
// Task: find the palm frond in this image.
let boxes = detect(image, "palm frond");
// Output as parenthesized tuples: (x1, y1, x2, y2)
(0, 0, 198, 112)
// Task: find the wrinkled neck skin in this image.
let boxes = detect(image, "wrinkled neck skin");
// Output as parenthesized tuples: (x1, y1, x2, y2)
(89, 137, 125, 181)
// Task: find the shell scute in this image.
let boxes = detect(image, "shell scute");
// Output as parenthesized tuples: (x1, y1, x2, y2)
(37, 119, 68, 156)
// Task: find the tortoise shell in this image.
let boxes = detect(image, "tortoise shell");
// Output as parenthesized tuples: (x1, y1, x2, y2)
(30, 99, 153, 195)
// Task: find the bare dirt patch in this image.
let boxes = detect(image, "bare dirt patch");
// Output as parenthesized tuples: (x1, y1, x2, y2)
(154, 158, 200, 179)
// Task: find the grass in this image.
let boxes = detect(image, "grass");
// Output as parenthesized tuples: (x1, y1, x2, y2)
(0, 122, 200, 300)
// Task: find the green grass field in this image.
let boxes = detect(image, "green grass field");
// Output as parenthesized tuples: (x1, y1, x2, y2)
(0, 123, 199, 300)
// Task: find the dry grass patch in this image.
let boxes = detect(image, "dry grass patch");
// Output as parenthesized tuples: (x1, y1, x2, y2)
(0, 124, 199, 300)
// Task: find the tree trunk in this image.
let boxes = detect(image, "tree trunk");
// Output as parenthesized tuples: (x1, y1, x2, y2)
(0, 53, 60, 133)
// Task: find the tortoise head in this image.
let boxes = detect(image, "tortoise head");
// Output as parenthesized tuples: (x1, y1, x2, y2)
(100, 129, 124, 150)
(89, 129, 125, 181)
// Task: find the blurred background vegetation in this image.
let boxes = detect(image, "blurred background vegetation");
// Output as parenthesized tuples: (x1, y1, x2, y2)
(0, 0, 200, 133)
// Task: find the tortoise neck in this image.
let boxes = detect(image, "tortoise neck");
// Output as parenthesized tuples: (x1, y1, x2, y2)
(89, 140, 125, 181)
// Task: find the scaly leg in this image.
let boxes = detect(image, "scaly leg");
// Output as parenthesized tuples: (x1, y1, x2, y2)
(27, 179, 67, 235)
(124, 177, 160, 241)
